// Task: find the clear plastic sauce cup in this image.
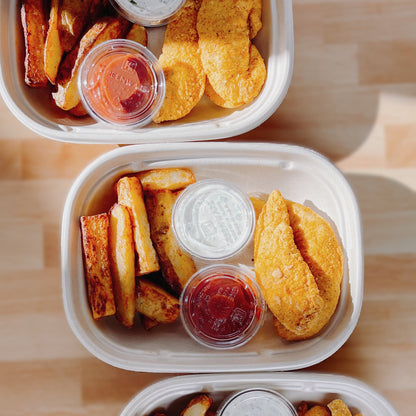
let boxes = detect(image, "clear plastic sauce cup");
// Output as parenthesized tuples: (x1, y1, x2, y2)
(109, 0, 186, 27)
(171, 179, 255, 261)
(180, 265, 265, 349)
(218, 389, 298, 416)
(78, 39, 165, 129)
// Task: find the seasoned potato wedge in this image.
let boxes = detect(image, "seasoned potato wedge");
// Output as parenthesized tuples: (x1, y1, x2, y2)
(328, 400, 353, 416)
(305, 406, 331, 416)
(21, 0, 48, 88)
(141, 315, 159, 331)
(145, 190, 196, 294)
(58, 0, 94, 52)
(135, 278, 180, 323)
(53, 16, 128, 111)
(80, 214, 116, 320)
(68, 101, 88, 117)
(44, 0, 63, 84)
(117, 176, 160, 276)
(126, 24, 148, 46)
(180, 394, 213, 416)
(109, 203, 136, 327)
(137, 168, 196, 192)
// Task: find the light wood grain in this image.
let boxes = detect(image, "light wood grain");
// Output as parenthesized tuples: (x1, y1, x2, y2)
(1, 0, 415, 415)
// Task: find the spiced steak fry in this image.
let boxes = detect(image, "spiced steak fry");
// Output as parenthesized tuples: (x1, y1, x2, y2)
(80, 213, 116, 320)
(21, 0, 48, 88)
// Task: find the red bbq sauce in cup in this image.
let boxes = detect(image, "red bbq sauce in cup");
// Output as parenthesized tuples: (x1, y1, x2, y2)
(180, 265, 265, 349)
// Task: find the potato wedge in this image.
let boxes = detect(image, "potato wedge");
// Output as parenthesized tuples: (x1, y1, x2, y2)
(68, 101, 88, 117)
(58, 0, 94, 52)
(328, 400, 353, 416)
(297, 401, 310, 416)
(53, 16, 127, 111)
(141, 315, 159, 331)
(44, 0, 63, 84)
(80, 214, 116, 320)
(87, 0, 110, 24)
(108, 203, 136, 327)
(305, 406, 331, 416)
(126, 24, 148, 46)
(117, 176, 160, 276)
(137, 168, 196, 192)
(180, 394, 213, 416)
(21, 0, 48, 88)
(145, 190, 196, 294)
(136, 278, 180, 323)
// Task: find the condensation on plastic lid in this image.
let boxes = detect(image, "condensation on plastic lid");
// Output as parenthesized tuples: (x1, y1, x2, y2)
(218, 389, 298, 416)
(171, 179, 255, 261)
(109, 0, 186, 27)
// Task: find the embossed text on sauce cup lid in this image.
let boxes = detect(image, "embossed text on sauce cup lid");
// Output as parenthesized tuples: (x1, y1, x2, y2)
(78, 39, 165, 129)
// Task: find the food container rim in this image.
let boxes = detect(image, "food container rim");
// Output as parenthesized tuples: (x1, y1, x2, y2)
(61, 141, 363, 373)
(119, 372, 399, 416)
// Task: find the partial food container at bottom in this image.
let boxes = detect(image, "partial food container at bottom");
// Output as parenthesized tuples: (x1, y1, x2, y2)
(61, 142, 363, 372)
(119, 372, 399, 416)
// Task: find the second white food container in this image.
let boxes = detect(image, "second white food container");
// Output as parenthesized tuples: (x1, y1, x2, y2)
(61, 142, 363, 373)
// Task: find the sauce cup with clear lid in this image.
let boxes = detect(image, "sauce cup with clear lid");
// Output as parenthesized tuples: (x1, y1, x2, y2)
(109, 0, 186, 27)
(171, 179, 256, 261)
(217, 388, 298, 416)
(180, 264, 266, 350)
(78, 39, 165, 129)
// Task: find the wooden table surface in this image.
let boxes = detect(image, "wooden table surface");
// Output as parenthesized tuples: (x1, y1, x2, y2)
(1, 0, 415, 415)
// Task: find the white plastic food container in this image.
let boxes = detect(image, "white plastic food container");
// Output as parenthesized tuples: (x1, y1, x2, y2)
(119, 373, 399, 416)
(61, 142, 363, 372)
(0, 0, 293, 144)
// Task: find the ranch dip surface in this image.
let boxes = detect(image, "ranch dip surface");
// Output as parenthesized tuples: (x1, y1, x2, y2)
(219, 389, 297, 416)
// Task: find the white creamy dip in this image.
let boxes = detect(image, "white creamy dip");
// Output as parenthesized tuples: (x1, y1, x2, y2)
(172, 179, 255, 260)
(219, 389, 297, 416)
(110, 0, 185, 26)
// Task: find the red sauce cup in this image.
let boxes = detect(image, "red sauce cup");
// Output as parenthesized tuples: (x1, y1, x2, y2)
(180, 265, 266, 349)
(78, 39, 165, 128)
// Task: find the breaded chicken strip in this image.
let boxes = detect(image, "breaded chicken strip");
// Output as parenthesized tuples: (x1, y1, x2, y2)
(153, 0, 205, 123)
(254, 191, 324, 335)
(273, 200, 343, 340)
(197, 0, 266, 108)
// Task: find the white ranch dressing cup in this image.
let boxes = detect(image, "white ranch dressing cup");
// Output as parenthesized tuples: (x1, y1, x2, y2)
(109, 0, 186, 26)
(171, 179, 255, 261)
(218, 389, 297, 416)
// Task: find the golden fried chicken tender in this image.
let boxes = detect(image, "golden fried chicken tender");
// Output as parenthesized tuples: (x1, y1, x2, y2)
(254, 191, 324, 335)
(249, 0, 263, 39)
(153, 0, 205, 123)
(197, 0, 266, 108)
(273, 200, 344, 340)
